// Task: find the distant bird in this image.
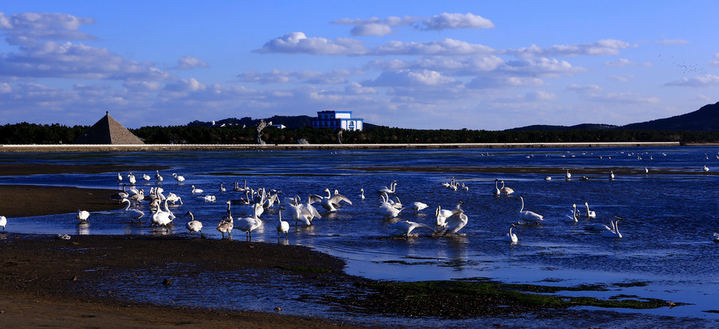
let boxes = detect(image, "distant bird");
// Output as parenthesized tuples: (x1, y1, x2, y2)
(584, 202, 596, 218)
(602, 217, 623, 238)
(609, 171, 615, 181)
(219, 183, 227, 192)
(172, 173, 186, 182)
(116, 173, 123, 183)
(185, 211, 203, 234)
(121, 198, 145, 221)
(155, 170, 164, 183)
(77, 210, 90, 223)
(545, 176, 552, 181)
(191, 185, 204, 194)
(713, 233, 719, 243)
(499, 180, 514, 195)
(411, 201, 428, 212)
(389, 220, 432, 238)
(704, 165, 710, 172)
(217, 201, 233, 239)
(644, 167, 649, 174)
(518, 196, 543, 223)
(203, 195, 216, 202)
(0, 215, 6, 232)
(276, 206, 289, 238)
(565, 170, 572, 181)
(506, 224, 518, 244)
(127, 173, 136, 185)
(566, 204, 579, 223)
(359, 188, 365, 200)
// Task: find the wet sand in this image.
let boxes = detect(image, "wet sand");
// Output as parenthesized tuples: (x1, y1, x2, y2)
(0, 185, 121, 217)
(0, 234, 365, 329)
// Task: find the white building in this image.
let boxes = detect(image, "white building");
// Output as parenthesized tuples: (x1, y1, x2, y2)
(311, 110, 364, 131)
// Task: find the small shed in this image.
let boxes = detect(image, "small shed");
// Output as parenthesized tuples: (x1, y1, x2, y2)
(74, 111, 144, 144)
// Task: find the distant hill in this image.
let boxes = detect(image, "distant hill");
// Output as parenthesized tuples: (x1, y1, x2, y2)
(509, 123, 618, 131)
(622, 102, 719, 131)
(188, 115, 378, 129)
(508, 102, 719, 132)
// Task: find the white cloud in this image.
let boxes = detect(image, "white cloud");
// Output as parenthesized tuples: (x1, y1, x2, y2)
(373, 38, 495, 56)
(609, 74, 634, 82)
(665, 74, 719, 87)
(604, 58, 652, 67)
(366, 69, 455, 87)
(417, 12, 495, 30)
(0, 12, 95, 44)
(512, 39, 632, 57)
(164, 78, 206, 92)
(468, 76, 543, 89)
(237, 69, 351, 85)
(567, 83, 658, 104)
(656, 39, 689, 45)
(567, 84, 602, 93)
(524, 91, 556, 101)
(173, 56, 208, 70)
(332, 16, 416, 36)
(711, 53, 719, 66)
(501, 57, 583, 77)
(345, 82, 376, 94)
(254, 32, 367, 55)
(332, 13, 493, 36)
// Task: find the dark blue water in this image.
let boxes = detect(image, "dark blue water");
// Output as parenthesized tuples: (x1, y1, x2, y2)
(2, 147, 719, 326)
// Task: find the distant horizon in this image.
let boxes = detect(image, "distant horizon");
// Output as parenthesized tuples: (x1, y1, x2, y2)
(1, 2, 719, 129)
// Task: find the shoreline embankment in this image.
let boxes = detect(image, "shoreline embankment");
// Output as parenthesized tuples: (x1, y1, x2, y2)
(0, 141, 681, 152)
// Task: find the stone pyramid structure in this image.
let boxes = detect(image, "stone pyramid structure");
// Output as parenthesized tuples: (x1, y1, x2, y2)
(74, 111, 144, 144)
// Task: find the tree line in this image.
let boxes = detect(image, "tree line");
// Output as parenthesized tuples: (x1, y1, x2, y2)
(2, 121, 719, 144)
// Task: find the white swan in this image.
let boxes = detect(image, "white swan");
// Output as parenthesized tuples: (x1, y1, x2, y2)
(434, 204, 460, 233)
(411, 201, 428, 212)
(518, 196, 543, 222)
(236, 205, 263, 240)
(155, 170, 163, 182)
(359, 188, 365, 200)
(219, 183, 227, 192)
(704, 165, 710, 172)
(584, 202, 596, 218)
(191, 185, 204, 194)
(172, 173, 186, 182)
(380, 200, 404, 218)
(506, 224, 518, 244)
(644, 167, 649, 174)
(713, 233, 719, 243)
(313, 188, 352, 212)
(276, 206, 289, 238)
(217, 201, 233, 239)
(152, 199, 173, 226)
(378, 181, 397, 194)
(142, 173, 151, 181)
(493, 179, 501, 196)
(166, 192, 182, 205)
(443, 206, 468, 235)
(77, 210, 90, 223)
(0, 215, 6, 232)
(186, 211, 203, 234)
(291, 195, 321, 226)
(116, 173, 123, 183)
(203, 195, 217, 202)
(565, 170, 571, 181)
(601, 218, 623, 238)
(500, 180, 514, 195)
(389, 220, 432, 238)
(545, 176, 552, 181)
(127, 172, 136, 185)
(121, 198, 145, 221)
(566, 204, 579, 223)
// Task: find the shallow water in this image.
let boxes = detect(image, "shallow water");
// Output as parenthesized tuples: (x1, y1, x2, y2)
(2, 147, 719, 326)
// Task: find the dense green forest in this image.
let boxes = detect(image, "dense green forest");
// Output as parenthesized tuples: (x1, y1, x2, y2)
(2, 122, 719, 144)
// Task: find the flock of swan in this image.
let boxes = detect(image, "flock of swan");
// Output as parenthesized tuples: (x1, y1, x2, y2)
(2, 152, 719, 247)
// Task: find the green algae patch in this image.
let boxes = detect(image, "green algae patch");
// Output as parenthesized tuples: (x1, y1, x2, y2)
(342, 280, 678, 319)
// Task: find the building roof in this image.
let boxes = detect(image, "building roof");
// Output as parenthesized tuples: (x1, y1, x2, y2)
(74, 111, 144, 144)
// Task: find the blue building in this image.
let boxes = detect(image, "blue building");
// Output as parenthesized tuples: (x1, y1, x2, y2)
(311, 110, 364, 131)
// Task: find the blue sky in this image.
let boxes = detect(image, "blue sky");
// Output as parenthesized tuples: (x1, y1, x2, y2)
(1, 1, 718, 129)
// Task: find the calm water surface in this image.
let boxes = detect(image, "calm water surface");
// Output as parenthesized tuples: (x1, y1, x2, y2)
(2, 147, 719, 327)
